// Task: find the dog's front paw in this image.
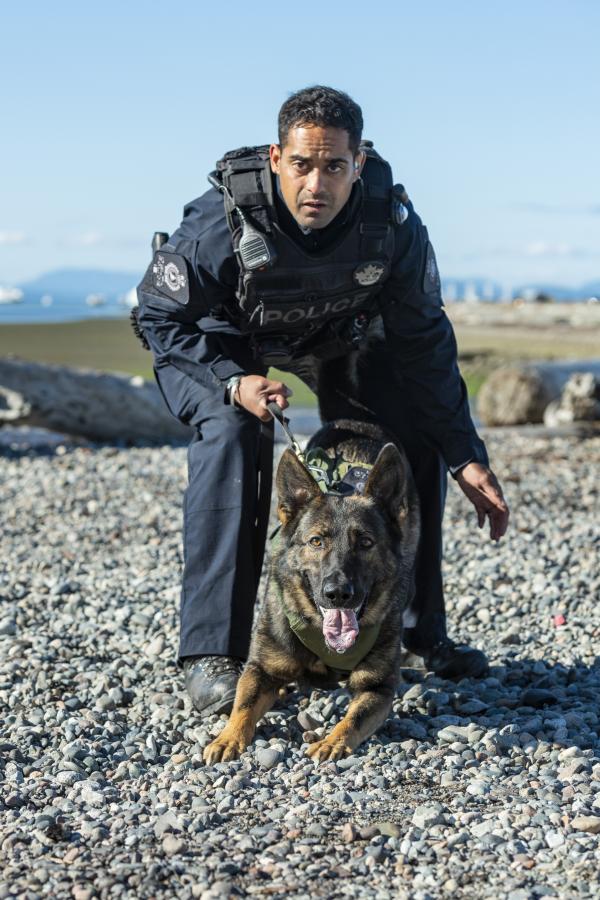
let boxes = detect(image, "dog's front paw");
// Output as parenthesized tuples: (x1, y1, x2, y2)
(306, 735, 353, 761)
(203, 731, 248, 764)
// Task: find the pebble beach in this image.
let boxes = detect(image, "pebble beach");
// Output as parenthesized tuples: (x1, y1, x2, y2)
(1, 429, 599, 899)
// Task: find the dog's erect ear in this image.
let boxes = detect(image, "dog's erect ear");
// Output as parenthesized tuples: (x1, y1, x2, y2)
(277, 449, 322, 526)
(363, 443, 408, 523)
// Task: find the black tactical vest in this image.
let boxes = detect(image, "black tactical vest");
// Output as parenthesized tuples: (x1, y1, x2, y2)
(211, 143, 407, 365)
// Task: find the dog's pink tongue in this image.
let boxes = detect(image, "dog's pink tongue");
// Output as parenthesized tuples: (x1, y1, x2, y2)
(322, 609, 359, 653)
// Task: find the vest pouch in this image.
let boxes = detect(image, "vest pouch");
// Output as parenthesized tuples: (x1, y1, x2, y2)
(253, 336, 294, 366)
(294, 314, 368, 362)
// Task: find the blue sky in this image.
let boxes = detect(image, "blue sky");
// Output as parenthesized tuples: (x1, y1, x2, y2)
(1, 0, 599, 290)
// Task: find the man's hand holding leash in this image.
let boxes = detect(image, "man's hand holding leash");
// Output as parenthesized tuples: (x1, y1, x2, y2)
(232, 375, 292, 422)
(456, 463, 510, 541)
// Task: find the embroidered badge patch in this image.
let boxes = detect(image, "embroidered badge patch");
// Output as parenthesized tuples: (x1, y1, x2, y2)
(423, 242, 441, 295)
(152, 252, 190, 304)
(353, 261, 387, 287)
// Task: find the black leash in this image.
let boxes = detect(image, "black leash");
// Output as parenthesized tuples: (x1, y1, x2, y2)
(266, 402, 306, 463)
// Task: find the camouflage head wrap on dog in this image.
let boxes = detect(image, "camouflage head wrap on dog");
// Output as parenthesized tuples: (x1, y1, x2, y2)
(304, 448, 372, 496)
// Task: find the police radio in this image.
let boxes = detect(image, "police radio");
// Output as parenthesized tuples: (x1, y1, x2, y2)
(235, 206, 275, 270)
(208, 173, 276, 271)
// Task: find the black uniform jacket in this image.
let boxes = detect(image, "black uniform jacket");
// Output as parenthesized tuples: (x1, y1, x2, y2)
(136, 185, 488, 472)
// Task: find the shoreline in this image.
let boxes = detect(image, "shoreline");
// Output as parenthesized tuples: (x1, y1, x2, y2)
(1, 314, 597, 406)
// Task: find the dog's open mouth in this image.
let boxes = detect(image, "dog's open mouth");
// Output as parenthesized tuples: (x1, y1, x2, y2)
(318, 603, 364, 654)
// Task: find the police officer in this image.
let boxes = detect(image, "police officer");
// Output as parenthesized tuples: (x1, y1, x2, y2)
(137, 86, 509, 716)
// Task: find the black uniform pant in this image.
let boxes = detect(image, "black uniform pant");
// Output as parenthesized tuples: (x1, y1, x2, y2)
(178, 340, 449, 662)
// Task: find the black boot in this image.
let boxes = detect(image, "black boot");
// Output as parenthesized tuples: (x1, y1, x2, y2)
(183, 655, 244, 716)
(416, 637, 489, 680)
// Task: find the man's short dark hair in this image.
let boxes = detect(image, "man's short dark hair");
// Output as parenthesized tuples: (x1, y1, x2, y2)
(278, 86, 363, 154)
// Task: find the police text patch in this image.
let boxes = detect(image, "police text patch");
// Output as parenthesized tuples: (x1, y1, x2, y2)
(423, 242, 441, 295)
(152, 252, 190, 304)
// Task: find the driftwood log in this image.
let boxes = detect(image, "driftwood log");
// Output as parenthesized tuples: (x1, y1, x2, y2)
(0, 358, 191, 443)
(477, 361, 600, 426)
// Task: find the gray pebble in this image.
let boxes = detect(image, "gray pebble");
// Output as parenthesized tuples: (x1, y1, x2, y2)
(521, 688, 559, 708)
(412, 804, 445, 829)
(256, 748, 284, 769)
(162, 834, 186, 856)
(154, 810, 183, 837)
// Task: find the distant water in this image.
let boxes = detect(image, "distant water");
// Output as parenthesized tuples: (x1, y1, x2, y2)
(0, 292, 133, 325)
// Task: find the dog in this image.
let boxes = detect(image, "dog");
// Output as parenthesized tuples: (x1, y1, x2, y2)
(203, 418, 420, 763)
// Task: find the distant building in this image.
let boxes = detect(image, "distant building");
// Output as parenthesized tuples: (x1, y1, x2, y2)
(463, 282, 480, 303)
(443, 281, 457, 302)
(482, 280, 495, 301)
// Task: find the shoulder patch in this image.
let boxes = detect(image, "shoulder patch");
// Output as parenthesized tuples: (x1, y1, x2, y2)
(423, 242, 441, 295)
(151, 252, 190, 304)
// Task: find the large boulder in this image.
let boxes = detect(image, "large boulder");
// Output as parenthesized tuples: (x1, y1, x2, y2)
(477, 361, 600, 426)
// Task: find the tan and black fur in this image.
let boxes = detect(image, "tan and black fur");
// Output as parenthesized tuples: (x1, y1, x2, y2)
(203, 420, 420, 763)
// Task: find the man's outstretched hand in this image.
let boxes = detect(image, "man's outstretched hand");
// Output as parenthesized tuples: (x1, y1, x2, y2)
(236, 375, 292, 422)
(455, 463, 510, 541)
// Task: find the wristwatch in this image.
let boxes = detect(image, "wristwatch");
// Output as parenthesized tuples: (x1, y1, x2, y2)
(226, 375, 243, 407)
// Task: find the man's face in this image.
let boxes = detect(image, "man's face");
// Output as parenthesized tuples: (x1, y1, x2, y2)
(270, 125, 365, 230)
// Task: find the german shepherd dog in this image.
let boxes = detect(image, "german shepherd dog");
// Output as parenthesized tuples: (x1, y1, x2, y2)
(204, 419, 420, 763)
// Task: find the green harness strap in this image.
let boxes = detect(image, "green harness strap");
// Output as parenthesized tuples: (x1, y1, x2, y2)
(281, 594, 381, 671)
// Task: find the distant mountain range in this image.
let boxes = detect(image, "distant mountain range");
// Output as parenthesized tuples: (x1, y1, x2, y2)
(17, 268, 138, 298)
(7, 268, 600, 302)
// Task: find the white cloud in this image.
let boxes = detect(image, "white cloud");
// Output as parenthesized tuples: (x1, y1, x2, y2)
(522, 242, 600, 259)
(463, 242, 599, 261)
(514, 202, 600, 216)
(0, 231, 27, 245)
(524, 241, 573, 257)
(72, 231, 103, 247)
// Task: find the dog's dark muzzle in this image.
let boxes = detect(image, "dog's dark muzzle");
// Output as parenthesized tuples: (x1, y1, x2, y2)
(321, 573, 355, 607)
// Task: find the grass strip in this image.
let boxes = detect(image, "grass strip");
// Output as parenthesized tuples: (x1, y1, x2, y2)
(2, 317, 590, 405)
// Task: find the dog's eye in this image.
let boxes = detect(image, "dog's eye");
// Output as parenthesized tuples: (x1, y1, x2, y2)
(359, 537, 374, 549)
(309, 536, 323, 548)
